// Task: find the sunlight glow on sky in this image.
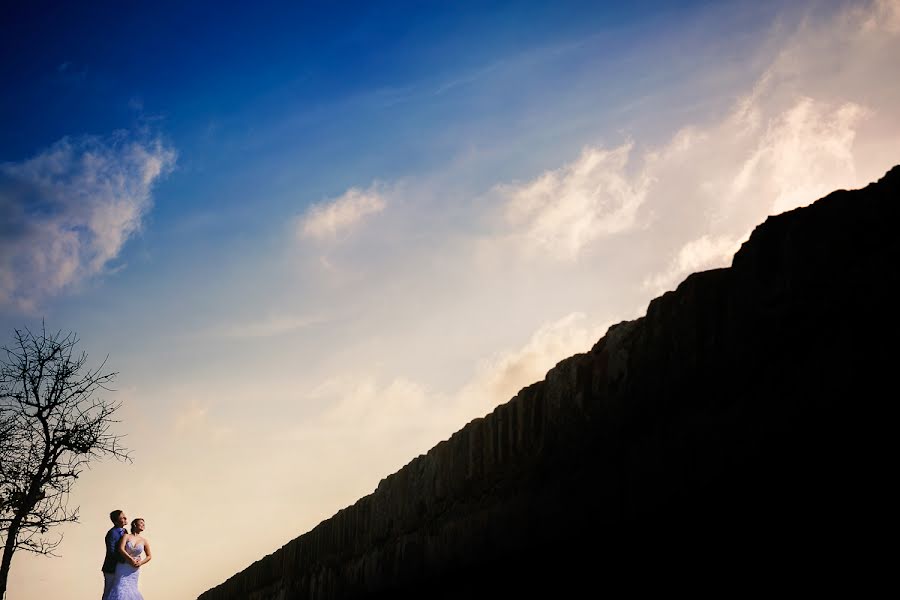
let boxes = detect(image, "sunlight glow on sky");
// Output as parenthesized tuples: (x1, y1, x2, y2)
(2, 1, 899, 598)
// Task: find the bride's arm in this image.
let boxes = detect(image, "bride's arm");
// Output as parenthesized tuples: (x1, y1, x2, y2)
(118, 534, 140, 567)
(139, 538, 152, 567)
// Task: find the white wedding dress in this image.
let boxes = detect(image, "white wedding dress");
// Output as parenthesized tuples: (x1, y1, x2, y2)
(107, 540, 145, 600)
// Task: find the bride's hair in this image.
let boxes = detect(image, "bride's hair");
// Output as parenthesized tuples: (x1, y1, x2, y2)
(130, 518, 144, 534)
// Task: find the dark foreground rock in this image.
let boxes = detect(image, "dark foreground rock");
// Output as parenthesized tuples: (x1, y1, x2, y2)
(200, 167, 899, 599)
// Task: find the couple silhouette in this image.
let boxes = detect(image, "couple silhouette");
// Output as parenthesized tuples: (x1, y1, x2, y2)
(100, 510, 153, 600)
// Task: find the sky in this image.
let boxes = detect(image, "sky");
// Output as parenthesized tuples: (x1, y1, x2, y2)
(1, 0, 899, 598)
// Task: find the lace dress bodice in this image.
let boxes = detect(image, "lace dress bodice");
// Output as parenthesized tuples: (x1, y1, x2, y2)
(125, 540, 144, 558)
(107, 539, 146, 600)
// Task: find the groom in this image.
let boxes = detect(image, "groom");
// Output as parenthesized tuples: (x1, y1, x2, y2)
(101, 509, 137, 599)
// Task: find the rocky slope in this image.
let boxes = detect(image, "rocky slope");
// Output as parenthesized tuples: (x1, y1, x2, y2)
(199, 166, 899, 599)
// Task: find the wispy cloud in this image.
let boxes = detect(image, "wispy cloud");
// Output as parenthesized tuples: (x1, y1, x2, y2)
(297, 185, 386, 241)
(497, 143, 649, 260)
(635, 90, 872, 293)
(217, 314, 324, 339)
(644, 235, 742, 293)
(0, 133, 176, 311)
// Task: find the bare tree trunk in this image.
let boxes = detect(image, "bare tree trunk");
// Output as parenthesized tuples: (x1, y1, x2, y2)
(0, 510, 22, 600)
(1, 471, 45, 600)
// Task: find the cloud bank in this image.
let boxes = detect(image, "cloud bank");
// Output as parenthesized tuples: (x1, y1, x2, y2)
(279, 0, 900, 454)
(0, 133, 176, 311)
(484, 0, 900, 292)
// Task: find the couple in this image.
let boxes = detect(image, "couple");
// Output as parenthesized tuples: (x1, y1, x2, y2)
(101, 509, 153, 600)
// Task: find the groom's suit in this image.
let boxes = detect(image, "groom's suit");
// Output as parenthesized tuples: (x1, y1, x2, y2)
(101, 526, 127, 600)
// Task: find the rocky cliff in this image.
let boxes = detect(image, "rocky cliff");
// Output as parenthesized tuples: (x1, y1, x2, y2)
(199, 167, 899, 599)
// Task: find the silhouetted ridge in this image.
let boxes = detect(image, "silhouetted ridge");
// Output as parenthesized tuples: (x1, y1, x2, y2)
(199, 166, 899, 599)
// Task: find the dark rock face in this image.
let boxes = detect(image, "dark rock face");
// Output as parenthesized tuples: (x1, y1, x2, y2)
(199, 167, 899, 599)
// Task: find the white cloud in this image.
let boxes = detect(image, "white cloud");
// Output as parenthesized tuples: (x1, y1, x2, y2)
(0, 134, 176, 311)
(297, 186, 386, 241)
(722, 98, 867, 215)
(637, 91, 871, 292)
(497, 143, 649, 260)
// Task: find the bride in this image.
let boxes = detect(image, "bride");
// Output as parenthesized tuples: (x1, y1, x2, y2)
(108, 517, 153, 600)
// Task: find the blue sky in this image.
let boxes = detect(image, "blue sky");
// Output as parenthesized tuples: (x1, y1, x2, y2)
(4, 1, 682, 156)
(2, 0, 748, 220)
(3, 1, 899, 598)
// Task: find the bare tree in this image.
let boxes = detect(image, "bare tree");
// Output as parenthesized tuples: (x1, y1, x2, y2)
(0, 325, 130, 599)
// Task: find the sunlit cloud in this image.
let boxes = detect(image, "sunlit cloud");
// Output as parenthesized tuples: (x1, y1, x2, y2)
(485, 0, 896, 291)
(0, 133, 176, 312)
(638, 92, 871, 292)
(456, 312, 606, 418)
(724, 98, 866, 215)
(644, 235, 743, 293)
(297, 185, 386, 241)
(497, 143, 649, 260)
